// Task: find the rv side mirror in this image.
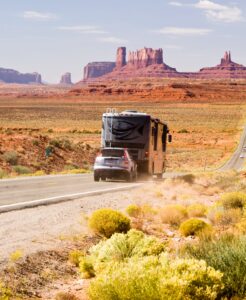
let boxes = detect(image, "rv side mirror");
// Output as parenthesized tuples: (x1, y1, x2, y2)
(168, 134, 172, 143)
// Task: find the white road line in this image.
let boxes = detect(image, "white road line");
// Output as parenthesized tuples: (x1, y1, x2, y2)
(0, 173, 92, 183)
(0, 183, 142, 213)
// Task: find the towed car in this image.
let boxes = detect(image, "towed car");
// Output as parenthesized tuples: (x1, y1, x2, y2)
(94, 148, 137, 182)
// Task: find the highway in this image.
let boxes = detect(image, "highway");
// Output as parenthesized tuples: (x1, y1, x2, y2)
(0, 174, 141, 213)
(220, 126, 246, 171)
(0, 126, 246, 213)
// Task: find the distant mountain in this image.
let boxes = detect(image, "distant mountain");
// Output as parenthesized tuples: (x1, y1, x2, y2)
(0, 67, 42, 84)
(80, 47, 246, 81)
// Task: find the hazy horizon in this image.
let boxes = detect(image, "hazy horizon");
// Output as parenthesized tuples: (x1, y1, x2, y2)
(1, 0, 246, 83)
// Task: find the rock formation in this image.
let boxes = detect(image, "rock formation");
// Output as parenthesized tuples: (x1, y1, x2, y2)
(197, 51, 246, 79)
(81, 49, 246, 82)
(128, 48, 163, 68)
(0, 68, 42, 84)
(83, 62, 116, 80)
(116, 47, 127, 69)
(60, 72, 72, 85)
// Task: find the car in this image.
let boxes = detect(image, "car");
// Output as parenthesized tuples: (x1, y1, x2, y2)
(240, 153, 246, 158)
(93, 148, 137, 182)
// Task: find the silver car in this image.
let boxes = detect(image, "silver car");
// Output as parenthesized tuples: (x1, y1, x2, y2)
(94, 148, 137, 182)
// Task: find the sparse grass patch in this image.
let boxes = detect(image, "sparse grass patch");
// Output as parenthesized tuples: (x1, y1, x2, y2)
(221, 192, 246, 210)
(187, 203, 207, 218)
(160, 204, 187, 227)
(2, 151, 18, 165)
(0, 168, 7, 179)
(12, 165, 31, 175)
(55, 292, 79, 300)
(68, 250, 85, 267)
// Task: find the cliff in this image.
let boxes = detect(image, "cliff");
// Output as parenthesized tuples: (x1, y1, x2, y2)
(0, 68, 42, 84)
(83, 62, 116, 80)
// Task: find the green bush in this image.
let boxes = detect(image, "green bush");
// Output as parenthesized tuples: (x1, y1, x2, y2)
(89, 230, 165, 265)
(179, 218, 212, 237)
(221, 192, 246, 210)
(88, 208, 130, 238)
(2, 151, 18, 165)
(184, 234, 246, 297)
(125, 204, 142, 218)
(12, 165, 31, 175)
(89, 254, 223, 300)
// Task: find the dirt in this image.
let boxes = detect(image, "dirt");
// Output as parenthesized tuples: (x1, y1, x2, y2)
(0, 131, 97, 175)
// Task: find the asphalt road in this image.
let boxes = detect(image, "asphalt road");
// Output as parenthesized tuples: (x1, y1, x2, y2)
(0, 174, 141, 212)
(220, 126, 246, 171)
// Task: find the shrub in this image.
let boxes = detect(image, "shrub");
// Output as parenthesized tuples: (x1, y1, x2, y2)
(2, 151, 18, 165)
(179, 173, 195, 184)
(0, 168, 7, 179)
(184, 234, 246, 297)
(126, 204, 142, 218)
(88, 230, 165, 268)
(0, 281, 12, 300)
(89, 254, 223, 300)
(68, 250, 84, 267)
(213, 208, 242, 227)
(235, 219, 246, 234)
(79, 256, 95, 279)
(179, 218, 212, 237)
(187, 203, 207, 218)
(12, 165, 31, 175)
(88, 209, 130, 238)
(55, 292, 79, 300)
(160, 204, 187, 226)
(32, 139, 39, 146)
(221, 192, 246, 210)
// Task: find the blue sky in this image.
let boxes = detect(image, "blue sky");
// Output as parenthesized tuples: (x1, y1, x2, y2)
(0, 0, 245, 83)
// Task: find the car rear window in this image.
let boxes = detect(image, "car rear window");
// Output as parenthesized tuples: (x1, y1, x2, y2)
(101, 149, 124, 157)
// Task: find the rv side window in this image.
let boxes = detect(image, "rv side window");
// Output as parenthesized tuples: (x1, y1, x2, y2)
(154, 123, 158, 151)
(162, 125, 168, 152)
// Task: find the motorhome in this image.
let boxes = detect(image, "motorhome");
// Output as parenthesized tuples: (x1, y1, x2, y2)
(101, 109, 172, 178)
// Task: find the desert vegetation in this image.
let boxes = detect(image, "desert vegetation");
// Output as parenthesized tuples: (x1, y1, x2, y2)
(1, 171, 246, 299)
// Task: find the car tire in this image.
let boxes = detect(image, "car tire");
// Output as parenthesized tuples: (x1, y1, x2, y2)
(94, 174, 100, 182)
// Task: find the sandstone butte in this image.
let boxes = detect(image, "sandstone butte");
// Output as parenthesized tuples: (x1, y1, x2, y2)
(82, 47, 246, 81)
(0, 68, 42, 84)
(59, 72, 73, 85)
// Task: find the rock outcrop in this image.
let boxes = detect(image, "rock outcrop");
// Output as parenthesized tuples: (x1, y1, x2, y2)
(197, 51, 246, 79)
(128, 48, 163, 68)
(83, 62, 116, 80)
(116, 47, 127, 69)
(60, 72, 72, 85)
(0, 68, 42, 84)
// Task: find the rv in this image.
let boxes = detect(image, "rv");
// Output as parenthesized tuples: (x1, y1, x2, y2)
(101, 109, 172, 178)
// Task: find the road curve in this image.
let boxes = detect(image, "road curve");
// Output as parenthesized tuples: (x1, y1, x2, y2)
(219, 126, 246, 171)
(0, 174, 141, 213)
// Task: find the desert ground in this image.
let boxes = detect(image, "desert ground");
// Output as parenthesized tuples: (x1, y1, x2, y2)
(0, 79, 246, 177)
(1, 80, 246, 299)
